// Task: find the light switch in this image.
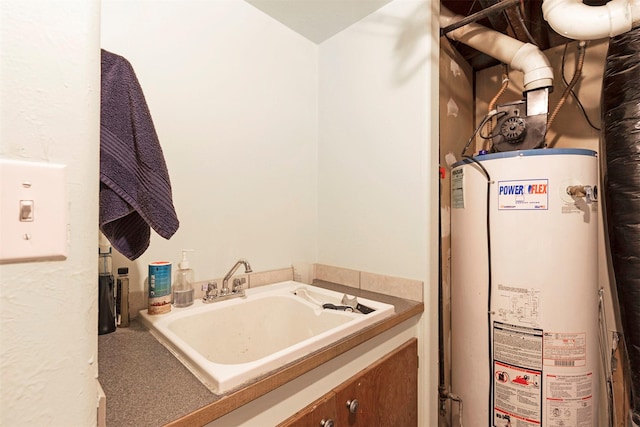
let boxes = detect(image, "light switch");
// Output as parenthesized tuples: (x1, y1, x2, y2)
(20, 200, 34, 221)
(0, 159, 67, 263)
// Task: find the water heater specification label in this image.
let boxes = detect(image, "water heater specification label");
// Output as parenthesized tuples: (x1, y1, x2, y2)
(451, 168, 464, 209)
(543, 332, 587, 367)
(498, 178, 549, 210)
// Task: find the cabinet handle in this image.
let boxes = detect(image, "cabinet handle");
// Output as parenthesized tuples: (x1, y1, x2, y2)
(320, 419, 335, 427)
(346, 399, 359, 414)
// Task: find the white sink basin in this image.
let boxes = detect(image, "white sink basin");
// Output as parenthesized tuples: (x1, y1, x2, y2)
(138, 280, 394, 394)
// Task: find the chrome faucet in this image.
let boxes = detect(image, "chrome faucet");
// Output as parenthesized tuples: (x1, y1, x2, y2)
(221, 258, 252, 296)
(202, 258, 252, 303)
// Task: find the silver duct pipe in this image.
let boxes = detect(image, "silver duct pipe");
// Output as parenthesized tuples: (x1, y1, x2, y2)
(601, 25, 640, 427)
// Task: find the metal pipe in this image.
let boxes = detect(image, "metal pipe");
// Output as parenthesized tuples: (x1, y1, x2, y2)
(440, 0, 520, 37)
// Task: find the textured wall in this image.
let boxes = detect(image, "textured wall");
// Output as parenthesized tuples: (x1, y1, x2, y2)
(0, 1, 101, 425)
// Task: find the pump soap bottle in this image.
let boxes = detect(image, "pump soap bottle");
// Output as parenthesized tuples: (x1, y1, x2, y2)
(173, 250, 195, 307)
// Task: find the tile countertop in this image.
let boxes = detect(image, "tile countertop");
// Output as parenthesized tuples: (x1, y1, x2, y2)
(98, 280, 424, 427)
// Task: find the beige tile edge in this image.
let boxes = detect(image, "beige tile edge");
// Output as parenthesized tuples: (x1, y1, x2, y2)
(360, 271, 423, 302)
(311, 264, 423, 302)
(313, 264, 361, 288)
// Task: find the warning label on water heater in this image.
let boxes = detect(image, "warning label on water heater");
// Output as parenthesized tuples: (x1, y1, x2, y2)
(498, 179, 549, 210)
(546, 373, 594, 427)
(493, 322, 543, 427)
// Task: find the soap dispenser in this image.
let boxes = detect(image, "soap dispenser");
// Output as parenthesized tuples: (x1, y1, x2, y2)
(173, 250, 195, 307)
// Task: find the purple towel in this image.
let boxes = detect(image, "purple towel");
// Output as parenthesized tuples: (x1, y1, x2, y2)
(100, 49, 179, 260)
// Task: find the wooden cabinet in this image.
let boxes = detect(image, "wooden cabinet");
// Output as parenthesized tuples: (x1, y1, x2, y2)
(278, 338, 418, 427)
(279, 393, 337, 427)
(334, 338, 418, 426)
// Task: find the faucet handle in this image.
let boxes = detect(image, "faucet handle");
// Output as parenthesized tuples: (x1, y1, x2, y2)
(205, 281, 218, 298)
(232, 277, 246, 293)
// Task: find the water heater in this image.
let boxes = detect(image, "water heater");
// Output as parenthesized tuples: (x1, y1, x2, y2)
(450, 148, 600, 427)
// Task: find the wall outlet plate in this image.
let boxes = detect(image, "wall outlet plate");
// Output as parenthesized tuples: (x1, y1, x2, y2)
(0, 159, 68, 263)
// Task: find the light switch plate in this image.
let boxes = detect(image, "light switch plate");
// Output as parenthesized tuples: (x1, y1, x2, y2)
(0, 159, 67, 263)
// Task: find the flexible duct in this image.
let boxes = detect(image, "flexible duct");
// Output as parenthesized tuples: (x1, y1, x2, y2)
(543, 0, 640, 40)
(602, 25, 640, 426)
(440, 5, 553, 91)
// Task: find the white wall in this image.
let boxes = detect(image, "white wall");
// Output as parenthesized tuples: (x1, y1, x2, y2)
(317, 2, 439, 425)
(318, 0, 435, 281)
(101, 0, 319, 310)
(0, 1, 101, 425)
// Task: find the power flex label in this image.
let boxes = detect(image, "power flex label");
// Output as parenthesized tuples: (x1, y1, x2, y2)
(498, 179, 549, 210)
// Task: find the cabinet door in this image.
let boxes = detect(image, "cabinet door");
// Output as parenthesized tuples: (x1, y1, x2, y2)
(277, 392, 337, 427)
(333, 339, 418, 427)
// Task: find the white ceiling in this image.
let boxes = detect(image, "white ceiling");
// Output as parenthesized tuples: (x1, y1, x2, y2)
(244, 0, 393, 43)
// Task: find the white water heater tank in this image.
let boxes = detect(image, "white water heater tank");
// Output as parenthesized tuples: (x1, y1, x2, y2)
(450, 148, 600, 427)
